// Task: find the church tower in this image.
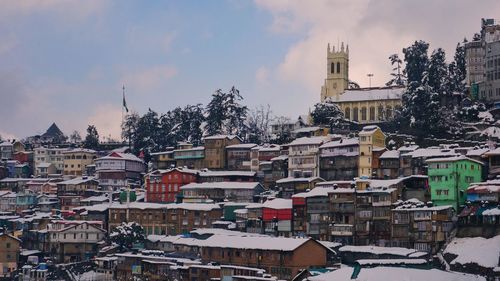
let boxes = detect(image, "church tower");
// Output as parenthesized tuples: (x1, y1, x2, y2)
(320, 42, 349, 101)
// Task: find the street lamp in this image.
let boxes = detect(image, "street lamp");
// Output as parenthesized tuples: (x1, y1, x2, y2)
(367, 73, 374, 88)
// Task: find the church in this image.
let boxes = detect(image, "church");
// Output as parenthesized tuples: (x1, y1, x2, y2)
(320, 42, 404, 124)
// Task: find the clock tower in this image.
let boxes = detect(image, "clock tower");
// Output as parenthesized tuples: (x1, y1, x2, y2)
(320, 42, 349, 101)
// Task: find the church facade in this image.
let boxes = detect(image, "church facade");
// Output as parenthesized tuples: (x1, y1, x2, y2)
(320, 42, 404, 124)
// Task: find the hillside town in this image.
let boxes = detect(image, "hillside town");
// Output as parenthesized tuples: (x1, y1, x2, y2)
(1, 9, 500, 281)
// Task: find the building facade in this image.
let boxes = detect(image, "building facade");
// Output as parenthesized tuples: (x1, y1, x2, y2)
(63, 149, 96, 176)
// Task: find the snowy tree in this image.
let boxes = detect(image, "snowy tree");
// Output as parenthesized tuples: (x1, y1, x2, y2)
(271, 116, 293, 145)
(225, 86, 248, 137)
(247, 104, 272, 144)
(122, 112, 140, 147)
(183, 104, 204, 146)
(133, 109, 160, 162)
(69, 130, 82, 144)
(83, 125, 99, 150)
(403, 40, 429, 85)
(108, 222, 145, 250)
(310, 101, 345, 130)
(424, 48, 449, 99)
(458, 101, 487, 122)
(386, 54, 406, 86)
(205, 89, 227, 136)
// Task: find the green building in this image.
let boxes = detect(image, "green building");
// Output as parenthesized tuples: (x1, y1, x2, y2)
(427, 156, 483, 210)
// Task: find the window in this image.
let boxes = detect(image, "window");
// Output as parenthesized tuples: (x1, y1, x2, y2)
(337, 62, 340, 73)
(361, 107, 367, 120)
(345, 107, 351, 119)
(369, 107, 375, 120)
(331, 62, 335, 73)
(353, 107, 359, 121)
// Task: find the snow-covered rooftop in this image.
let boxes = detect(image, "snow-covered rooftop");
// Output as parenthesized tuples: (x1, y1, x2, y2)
(380, 150, 400, 159)
(226, 143, 258, 149)
(198, 170, 256, 177)
(444, 235, 500, 269)
(426, 155, 484, 165)
(339, 245, 425, 257)
(262, 198, 292, 210)
(180, 182, 261, 190)
(288, 136, 330, 146)
(275, 177, 323, 184)
(335, 87, 404, 103)
(319, 138, 359, 149)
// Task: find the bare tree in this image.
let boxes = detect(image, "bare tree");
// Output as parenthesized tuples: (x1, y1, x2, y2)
(247, 104, 272, 143)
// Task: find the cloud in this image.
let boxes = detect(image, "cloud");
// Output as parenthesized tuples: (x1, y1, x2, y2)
(119, 65, 178, 95)
(255, 0, 500, 96)
(87, 104, 123, 141)
(0, 0, 108, 23)
(255, 66, 270, 84)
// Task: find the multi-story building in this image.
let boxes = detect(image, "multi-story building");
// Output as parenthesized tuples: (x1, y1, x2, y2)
(288, 136, 331, 177)
(95, 152, 145, 190)
(62, 148, 97, 176)
(276, 177, 324, 199)
(427, 156, 483, 210)
(145, 168, 198, 203)
(204, 135, 242, 170)
(0, 141, 14, 160)
(378, 150, 400, 179)
(197, 235, 331, 280)
(173, 146, 205, 170)
(57, 177, 99, 197)
(358, 126, 386, 178)
(485, 147, 500, 179)
(465, 40, 485, 88)
(226, 143, 257, 170)
(34, 147, 68, 175)
(262, 198, 293, 237)
(46, 220, 106, 263)
(0, 233, 20, 278)
(391, 200, 454, 253)
(319, 137, 359, 180)
(150, 148, 176, 170)
(250, 145, 281, 172)
(180, 182, 264, 203)
(108, 202, 222, 236)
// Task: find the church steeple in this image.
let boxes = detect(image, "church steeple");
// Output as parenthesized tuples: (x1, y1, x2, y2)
(321, 42, 349, 102)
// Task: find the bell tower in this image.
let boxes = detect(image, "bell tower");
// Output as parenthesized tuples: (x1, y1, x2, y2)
(320, 42, 349, 101)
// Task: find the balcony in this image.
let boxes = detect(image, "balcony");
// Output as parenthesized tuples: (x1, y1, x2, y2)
(331, 224, 353, 236)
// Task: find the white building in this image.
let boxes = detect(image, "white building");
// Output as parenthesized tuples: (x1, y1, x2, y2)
(94, 152, 145, 190)
(34, 147, 68, 176)
(288, 136, 331, 177)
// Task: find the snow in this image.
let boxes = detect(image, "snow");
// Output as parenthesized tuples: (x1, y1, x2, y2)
(270, 155, 288, 161)
(482, 208, 500, 216)
(288, 136, 331, 146)
(292, 186, 334, 198)
(203, 134, 240, 140)
(336, 87, 404, 103)
(58, 176, 97, 185)
(190, 228, 266, 237)
(166, 203, 221, 211)
(426, 155, 484, 165)
(308, 266, 485, 281)
(319, 138, 359, 149)
(97, 152, 143, 163)
(444, 235, 500, 269)
(356, 259, 428, 266)
(485, 147, 500, 156)
(262, 198, 292, 210)
(339, 245, 425, 257)
(480, 127, 500, 139)
(380, 150, 400, 159)
(466, 148, 490, 157)
(181, 182, 261, 190)
(199, 170, 256, 177)
(275, 177, 323, 184)
(226, 143, 258, 149)
(406, 148, 458, 159)
(188, 235, 315, 251)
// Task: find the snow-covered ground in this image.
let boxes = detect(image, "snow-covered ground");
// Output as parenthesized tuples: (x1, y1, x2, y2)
(444, 235, 500, 269)
(308, 266, 486, 281)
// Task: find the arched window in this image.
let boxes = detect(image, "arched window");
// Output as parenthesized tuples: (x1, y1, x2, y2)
(361, 107, 367, 121)
(336, 62, 341, 73)
(331, 62, 335, 74)
(345, 107, 351, 119)
(378, 106, 384, 120)
(369, 107, 375, 121)
(386, 106, 393, 119)
(353, 107, 359, 122)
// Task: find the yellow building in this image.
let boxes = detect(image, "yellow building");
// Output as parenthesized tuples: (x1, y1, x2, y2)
(358, 126, 386, 178)
(320, 42, 404, 124)
(63, 148, 97, 176)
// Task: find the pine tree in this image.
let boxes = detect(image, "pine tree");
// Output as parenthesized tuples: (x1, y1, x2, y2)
(386, 54, 406, 86)
(225, 86, 248, 137)
(205, 89, 227, 136)
(69, 130, 82, 144)
(122, 112, 140, 148)
(403, 40, 429, 85)
(134, 109, 160, 162)
(425, 48, 448, 95)
(108, 222, 145, 251)
(83, 125, 100, 150)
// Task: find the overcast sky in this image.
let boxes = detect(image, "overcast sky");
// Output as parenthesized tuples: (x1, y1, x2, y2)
(0, 0, 498, 140)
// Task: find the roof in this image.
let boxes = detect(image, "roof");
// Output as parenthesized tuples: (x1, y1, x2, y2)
(485, 147, 500, 156)
(36, 162, 53, 168)
(466, 148, 490, 157)
(444, 235, 500, 269)
(186, 235, 318, 252)
(62, 148, 96, 154)
(426, 155, 484, 165)
(309, 266, 485, 281)
(203, 135, 241, 141)
(406, 148, 458, 159)
(198, 171, 256, 177)
(96, 152, 143, 163)
(292, 126, 322, 134)
(335, 87, 404, 103)
(58, 177, 97, 185)
(270, 155, 288, 161)
(42, 123, 64, 138)
(180, 182, 262, 190)
(276, 177, 323, 184)
(339, 245, 425, 257)
(173, 146, 205, 152)
(226, 143, 258, 149)
(320, 138, 359, 149)
(262, 198, 292, 210)
(380, 150, 400, 159)
(288, 136, 330, 146)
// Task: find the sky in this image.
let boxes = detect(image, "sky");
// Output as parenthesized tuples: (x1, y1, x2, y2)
(0, 0, 498, 141)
